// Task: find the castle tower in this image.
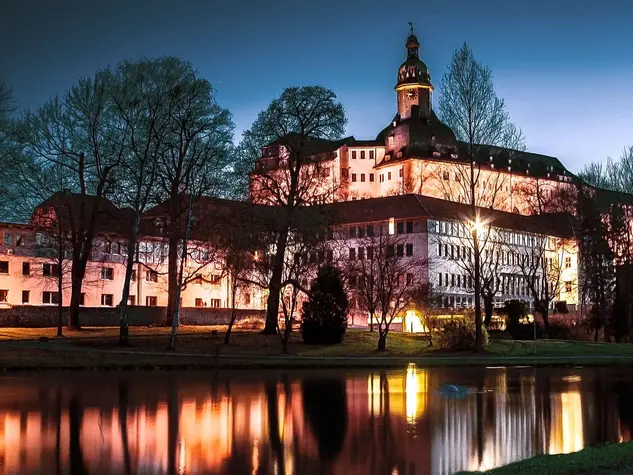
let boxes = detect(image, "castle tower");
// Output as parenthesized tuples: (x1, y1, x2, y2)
(395, 24, 433, 120)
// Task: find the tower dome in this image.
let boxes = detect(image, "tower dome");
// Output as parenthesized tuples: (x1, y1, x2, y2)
(396, 32, 432, 90)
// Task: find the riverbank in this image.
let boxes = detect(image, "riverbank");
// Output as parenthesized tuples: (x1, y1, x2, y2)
(0, 327, 632, 370)
(456, 441, 633, 474)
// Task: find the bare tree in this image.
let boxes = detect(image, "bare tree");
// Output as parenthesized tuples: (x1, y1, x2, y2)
(345, 225, 424, 351)
(107, 58, 181, 345)
(15, 71, 126, 329)
(244, 86, 347, 334)
(436, 43, 526, 351)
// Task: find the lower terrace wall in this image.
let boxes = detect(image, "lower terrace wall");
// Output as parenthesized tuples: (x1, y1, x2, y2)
(0, 306, 266, 328)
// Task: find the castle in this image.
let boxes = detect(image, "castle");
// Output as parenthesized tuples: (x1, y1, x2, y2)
(0, 31, 608, 330)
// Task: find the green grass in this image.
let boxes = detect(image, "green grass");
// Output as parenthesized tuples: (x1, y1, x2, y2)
(456, 441, 633, 475)
(1, 327, 633, 370)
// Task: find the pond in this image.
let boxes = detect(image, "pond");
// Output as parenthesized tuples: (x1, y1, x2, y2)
(0, 366, 631, 474)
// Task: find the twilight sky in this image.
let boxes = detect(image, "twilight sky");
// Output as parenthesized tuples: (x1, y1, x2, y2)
(1, 0, 632, 172)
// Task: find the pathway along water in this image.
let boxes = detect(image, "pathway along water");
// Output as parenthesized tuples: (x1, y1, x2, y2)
(0, 365, 631, 474)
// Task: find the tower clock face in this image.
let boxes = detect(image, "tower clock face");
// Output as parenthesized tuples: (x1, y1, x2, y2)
(407, 89, 418, 100)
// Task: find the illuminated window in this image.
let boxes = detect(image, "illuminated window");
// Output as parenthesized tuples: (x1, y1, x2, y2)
(388, 217, 395, 235)
(565, 256, 571, 268)
(565, 281, 572, 293)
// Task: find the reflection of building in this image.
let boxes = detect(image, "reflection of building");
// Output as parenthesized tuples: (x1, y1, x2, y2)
(0, 368, 629, 475)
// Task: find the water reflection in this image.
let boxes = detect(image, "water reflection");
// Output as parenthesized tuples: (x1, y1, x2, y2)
(0, 367, 631, 475)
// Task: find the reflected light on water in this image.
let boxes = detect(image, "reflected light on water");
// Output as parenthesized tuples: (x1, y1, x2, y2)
(0, 368, 629, 475)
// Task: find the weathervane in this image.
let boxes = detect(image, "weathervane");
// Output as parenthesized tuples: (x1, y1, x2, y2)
(408, 21, 415, 35)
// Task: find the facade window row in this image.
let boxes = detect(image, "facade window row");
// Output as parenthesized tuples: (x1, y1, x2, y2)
(351, 173, 375, 183)
(351, 150, 375, 160)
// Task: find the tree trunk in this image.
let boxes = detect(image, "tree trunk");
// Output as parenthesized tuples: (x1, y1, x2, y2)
(473, 228, 484, 352)
(377, 330, 387, 351)
(264, 229, 289, 334)
(266, 380, 286, 475)
(56, 225, 63, 337)
(67, 260, 87, 330)
(118, 227, 139, 346)
(483, 295, 494, 327)
(224, 277, 238, 344)
(369, 312, 374, 332)
(166, 234, 179, 327)
(541, 306, 550, 337)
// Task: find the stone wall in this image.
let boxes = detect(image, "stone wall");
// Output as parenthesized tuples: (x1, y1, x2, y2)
(0, 305, 266, 327)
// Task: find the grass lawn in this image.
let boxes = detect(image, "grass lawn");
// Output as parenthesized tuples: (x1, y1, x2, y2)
(456, 441, 633, 475)
(1, 326, 633, 359)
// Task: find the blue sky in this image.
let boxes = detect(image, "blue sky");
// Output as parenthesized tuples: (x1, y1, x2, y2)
(1, 0, 632, 172)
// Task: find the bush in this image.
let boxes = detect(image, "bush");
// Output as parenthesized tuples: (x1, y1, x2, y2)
(301, 265, 348, 345)
(554, 301, 569, 314)
(435, 314, 489, 351)
(502, 300, 529, 339)
(233, 316, 265, 330)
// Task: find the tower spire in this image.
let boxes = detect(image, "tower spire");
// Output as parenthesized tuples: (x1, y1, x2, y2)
(408, 21, 415, 36)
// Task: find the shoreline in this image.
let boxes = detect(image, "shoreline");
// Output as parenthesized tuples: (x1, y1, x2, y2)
(2, 351, 633, 372)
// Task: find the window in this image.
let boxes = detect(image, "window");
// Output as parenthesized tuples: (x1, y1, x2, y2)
(210, 274, 221, 285)
(443, 170, 450, 180)
(128, 295, 136, 306)
(367, 225, 374, 237)
(360, 151, 366, 159)
(22, 262, 30, 276)
(388, 171, 392, 180)
(352, 173, 357, 182)
(0, 261, 8, 274)
(211, 299, 221, 308)
(100, 267, 114, 280)
(0, 290, 8, 303)
(131, 270, 137, 282)
(349, 226, 357, 238)
(407, 273, 414, 285)
(370, 150, 375, 160)
(349, 248, 356, 260)
(396, 244, 404, 257)
(15, 234, 24, 246)
(396, 222, 404, 234)
(358, 247, 365, 260)
(146, 296, 157, 307)
(244, 293, 251, 305)
(358, 227, 366, 238)
(438, 273, 443, 286)
(388, 136, 394, 146)
(387, 245, 395, 258)
(43, 263, 59, 277)
(195, 298, 204, 308)
(369, 173, 375, 182)
(21, 290, 29, 304)
(438, 242, 442, 256)
(388, 217, 395, 235)
(360, 173, 366, 182)
(367, 246, 373, 260)
(380, 174, 384, 183)
(399, 168, 403, 177)
(565, 256, 571, 269)
(3, 232, 13, 246)
(565, 281, 572, 293)
(43, 291, 60, 304)
(451, 274, 455, 286)
(406, 243, 413, 256)
(79, 293, 85, 306)
(101, 294, 113, 306)
(406, 221, 414, 233)
(146, 270, 158, 282)
(351, 151, 357, 159)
